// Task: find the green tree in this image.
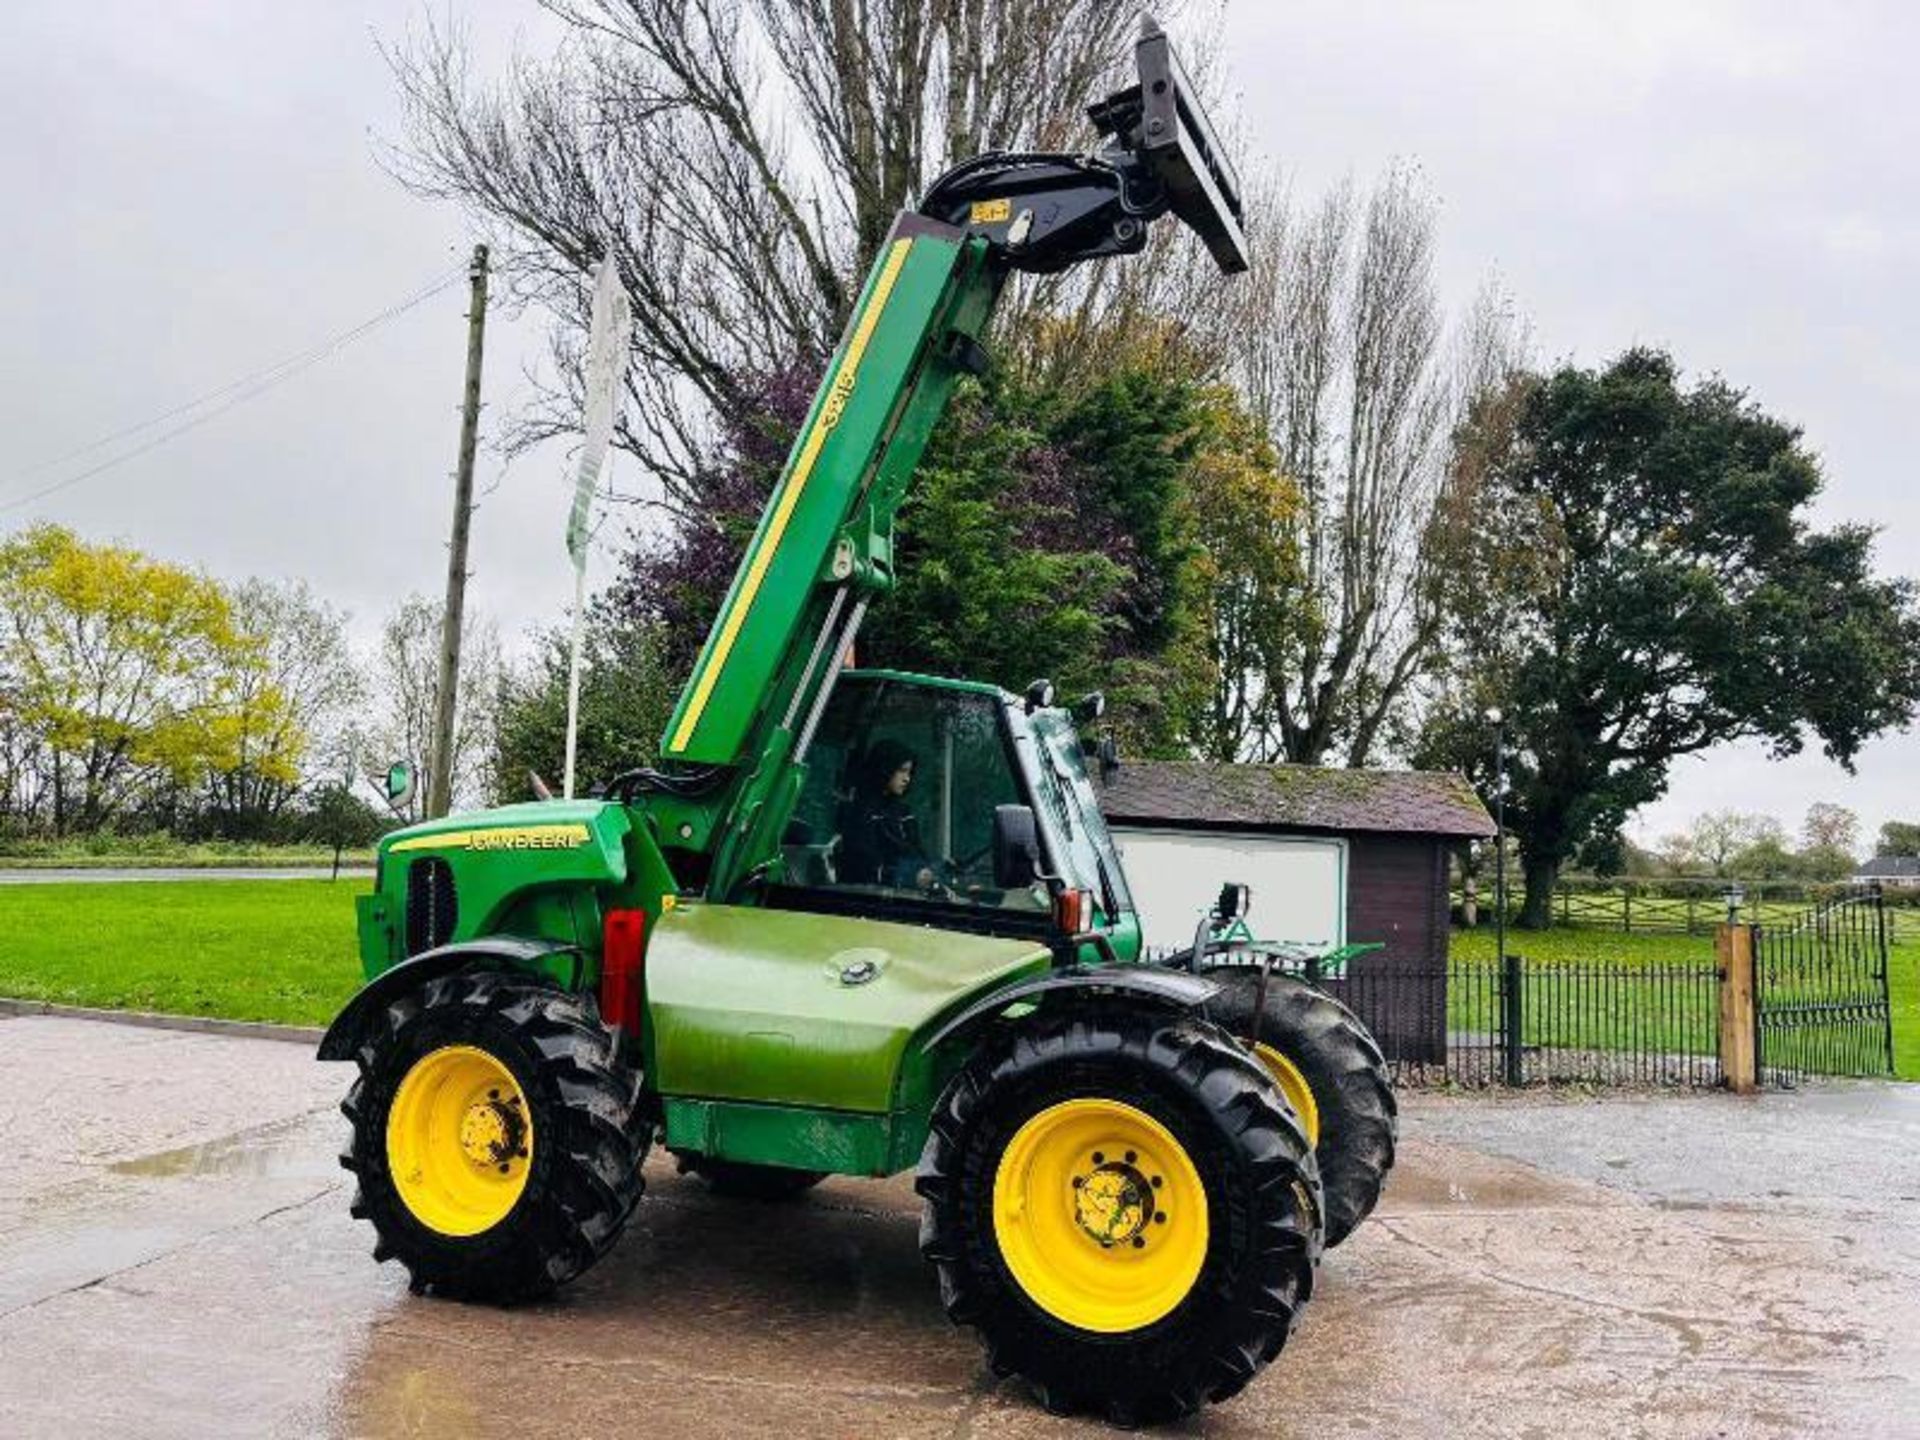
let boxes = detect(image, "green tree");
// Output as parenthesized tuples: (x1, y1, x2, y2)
(1434, 350, 1920, 927)
(1794, 801, 1862, 881)
(866, 383, 1129, 711)
(0, 525, 277, 834)
(491, 613, 679, 802)
(301, 782, 390, 857)
(868, 323, 1230, 750)
(1175, 388, 1306, 761)
(1877, 820, 1920, 857)
(608, 322, 1257, 756)
(1729, 831, 1799, 881)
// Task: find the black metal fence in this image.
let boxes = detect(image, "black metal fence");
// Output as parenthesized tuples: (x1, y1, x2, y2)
(1321, 953, 1722, 1088)
(1755, 888, 1895, 1085)
(1177, 886, 1899, 1089)
(1171, 948, 1724, 1089)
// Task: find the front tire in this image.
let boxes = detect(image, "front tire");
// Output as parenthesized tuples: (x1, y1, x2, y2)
(338, 970, 649, 1302)
(1207, 968, 1397, 1248)
(917, 1011, 1322, 1424)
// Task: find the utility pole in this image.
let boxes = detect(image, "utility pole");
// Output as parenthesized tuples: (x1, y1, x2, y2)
(426, 243, 489, 820)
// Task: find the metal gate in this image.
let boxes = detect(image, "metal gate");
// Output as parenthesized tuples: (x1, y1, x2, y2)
(1754, 885, 1894, 1085)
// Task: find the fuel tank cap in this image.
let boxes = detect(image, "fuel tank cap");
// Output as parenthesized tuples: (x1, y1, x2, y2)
(827, 947, 890, 986)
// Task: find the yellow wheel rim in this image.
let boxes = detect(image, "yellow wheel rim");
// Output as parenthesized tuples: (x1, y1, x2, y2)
(385, 1045, 533, 1237)
(1252, 1042, 1320, 1149)
(991, 1098, 1209, 1333)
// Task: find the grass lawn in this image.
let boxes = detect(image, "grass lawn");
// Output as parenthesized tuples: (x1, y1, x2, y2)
(0, 880, 364, 1027)
(1450, 925, 1920, 1081)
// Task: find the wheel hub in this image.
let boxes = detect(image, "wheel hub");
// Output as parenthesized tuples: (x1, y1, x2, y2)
(457, 1093, 526, 1168)
(1074, 1159, 1154, 1245)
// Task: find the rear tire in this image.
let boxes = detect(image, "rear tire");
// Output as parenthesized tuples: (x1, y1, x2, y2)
(917, 1010, 1322, 1424)
(1207, 968, 1397, 1247)
(339, 970, 648, 1303)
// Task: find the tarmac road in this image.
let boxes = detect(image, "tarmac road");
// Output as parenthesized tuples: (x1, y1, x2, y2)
(2, 1012, 1917, 1438)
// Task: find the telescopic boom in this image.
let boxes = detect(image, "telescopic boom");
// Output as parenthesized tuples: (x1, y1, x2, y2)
(650, 20, 1245, 896)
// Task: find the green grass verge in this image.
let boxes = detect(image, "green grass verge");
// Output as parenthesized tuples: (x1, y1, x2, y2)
(1450, 925, 1919, 1081)
(0, 840, 375, 869)
(0, 880, 364, 1027)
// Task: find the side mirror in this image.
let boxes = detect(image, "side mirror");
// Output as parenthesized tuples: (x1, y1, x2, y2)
(992, 804, 1042, 889)
(1216, 882, 1250, 922)
(383, 761, 416, 810)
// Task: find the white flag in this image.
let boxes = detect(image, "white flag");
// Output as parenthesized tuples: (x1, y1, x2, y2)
(565, 253, 632, 569)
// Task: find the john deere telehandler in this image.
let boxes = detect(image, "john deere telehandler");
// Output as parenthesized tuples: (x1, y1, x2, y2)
(322, 23, 1394, 1423)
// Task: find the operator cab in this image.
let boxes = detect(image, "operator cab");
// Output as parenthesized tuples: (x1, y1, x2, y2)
(771, 670, 1138, 957)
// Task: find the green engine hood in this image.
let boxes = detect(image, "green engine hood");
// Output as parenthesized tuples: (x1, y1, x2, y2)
(382, 799, 630, 874)
(365, 800, 633, 963)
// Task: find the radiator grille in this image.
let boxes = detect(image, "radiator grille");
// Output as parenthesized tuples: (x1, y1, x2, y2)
(405, 857, 458, 955)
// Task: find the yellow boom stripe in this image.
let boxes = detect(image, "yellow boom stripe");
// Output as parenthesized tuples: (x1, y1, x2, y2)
(667, 237, 914, 754)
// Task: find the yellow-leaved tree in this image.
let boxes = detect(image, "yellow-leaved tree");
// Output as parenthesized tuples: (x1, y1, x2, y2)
(0, 525, 291, 834)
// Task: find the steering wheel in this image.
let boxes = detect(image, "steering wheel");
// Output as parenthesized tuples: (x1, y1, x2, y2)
(917, 865, 958, 901)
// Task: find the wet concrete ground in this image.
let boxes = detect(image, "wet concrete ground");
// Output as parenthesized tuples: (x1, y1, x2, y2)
(3, 1012, 1918, 1438)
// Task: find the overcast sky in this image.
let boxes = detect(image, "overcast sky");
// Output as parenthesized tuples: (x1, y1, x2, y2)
(3, 1, 1915, 851)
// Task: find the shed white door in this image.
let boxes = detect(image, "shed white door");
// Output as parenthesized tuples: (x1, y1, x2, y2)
(1112, 827, 1348, 952)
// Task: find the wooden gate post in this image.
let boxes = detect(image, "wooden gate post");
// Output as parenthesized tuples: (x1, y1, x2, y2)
(1717, 922, 1758, 1094)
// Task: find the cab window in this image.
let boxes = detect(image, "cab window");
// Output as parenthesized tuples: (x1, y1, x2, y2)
(785, 679, 1047, 913)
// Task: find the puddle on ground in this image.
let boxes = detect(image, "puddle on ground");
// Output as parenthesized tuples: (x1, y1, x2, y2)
(108, 1109, 336, 1182)
(1386, 1157, 1594, 1211)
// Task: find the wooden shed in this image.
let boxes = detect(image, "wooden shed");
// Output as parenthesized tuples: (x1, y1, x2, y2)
(1096, 761, 1494, 1061)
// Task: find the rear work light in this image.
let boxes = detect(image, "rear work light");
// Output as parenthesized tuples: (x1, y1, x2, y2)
(599, 908, 647, 1036)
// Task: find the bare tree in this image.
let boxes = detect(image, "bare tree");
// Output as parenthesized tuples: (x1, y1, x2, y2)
(1801, 801, 1861, 857)
(1196, 163, 1527, 766)
(383, 1, 1185, 510)
(1659, 810, 1784, 877)
(0, 664, 53, 832)
(366, 595, 501, 822)
(200, 579, 366, 835)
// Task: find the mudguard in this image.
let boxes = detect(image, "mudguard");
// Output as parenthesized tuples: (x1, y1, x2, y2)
(315, 935, 581, 1062)
(917, 964, 1220, 1055)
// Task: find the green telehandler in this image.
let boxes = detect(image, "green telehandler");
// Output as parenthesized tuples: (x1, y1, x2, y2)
(321, 22, 1395, 1423)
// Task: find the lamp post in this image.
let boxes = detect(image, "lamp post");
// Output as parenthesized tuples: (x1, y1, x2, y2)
(1486, 708, 1507, 969)
(1486, 706, 1518, 1085)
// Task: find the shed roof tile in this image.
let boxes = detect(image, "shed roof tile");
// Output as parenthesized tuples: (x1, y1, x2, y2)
(1096, 760, 1495, 840)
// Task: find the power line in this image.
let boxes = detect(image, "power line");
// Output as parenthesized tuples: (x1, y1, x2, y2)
(1, 263, 469, 516)
(8, 260, 466, 483)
